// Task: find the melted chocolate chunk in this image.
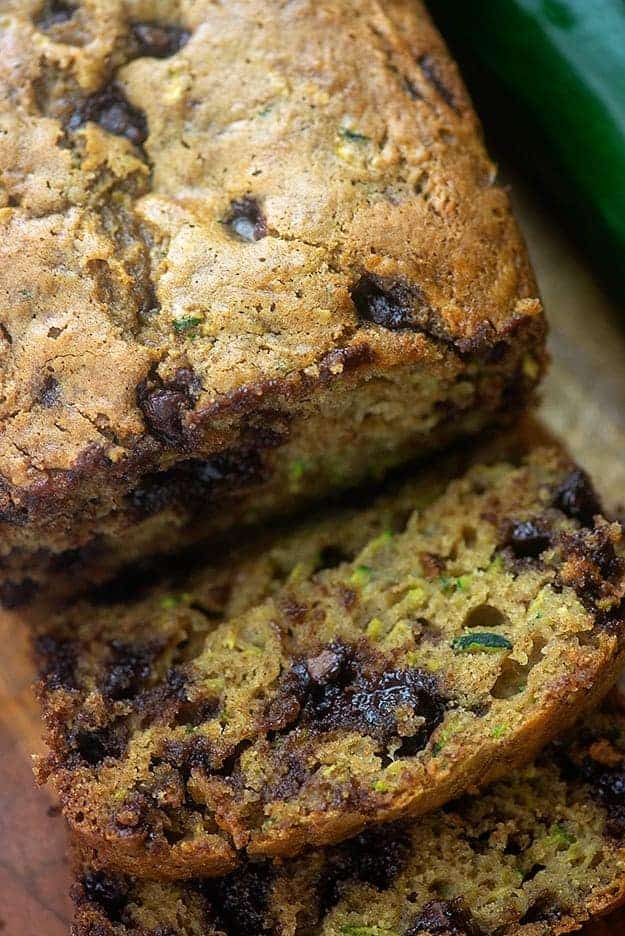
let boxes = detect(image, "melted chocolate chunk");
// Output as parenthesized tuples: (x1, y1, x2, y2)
(553, 469, 602, 527)
(350, 274, 430, 332)
(143, 666, 221, 730)
(596, 599, 625, 632)
(35, 633, 77, 690)
(0, 575, 38, 609)
(262, 747, 310, 801)
(132, 22, 190, 58)
(81, 871, 128, 922)
(130, 667, 193, 729)
(573, 528, 620, 578)
(559, 524, 623, 605)
(505, 519, 551, 559)
(269, 643, 445, 751)
(36, 0, 76, 29)
(49, 540, 100, 573)
(552, 737, 625, 837)
(160, 734, 214, 779)
(101, 640, 160, 701)
(198, 864, 273, 935)
(225, 197, 268, 242)
(319, 824, 411, 914)
(69, 83, 148, 147)
(129, 446, 265, 517)
(581, 756, 625, 837)
(136, 367, 200, 448)
(407, 898, 485, 936)
(175, 696, 220, 728)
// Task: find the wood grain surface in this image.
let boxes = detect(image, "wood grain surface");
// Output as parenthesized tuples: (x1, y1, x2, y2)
(1, 181, 624, 933)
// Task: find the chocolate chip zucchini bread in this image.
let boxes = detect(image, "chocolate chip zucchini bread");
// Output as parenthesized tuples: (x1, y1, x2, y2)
(35, 443, 625, 877)
(0, 0, 545, 606)
(70, 700, 625, 935)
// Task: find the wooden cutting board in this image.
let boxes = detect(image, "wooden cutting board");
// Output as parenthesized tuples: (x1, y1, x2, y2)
(1, 178, 624, 934)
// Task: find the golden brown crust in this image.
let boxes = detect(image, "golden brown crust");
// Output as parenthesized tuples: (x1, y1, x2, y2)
(0, 0, 544, 584)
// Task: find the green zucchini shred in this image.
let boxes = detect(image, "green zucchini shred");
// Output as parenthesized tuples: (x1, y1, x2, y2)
(452, 632, 513, 653)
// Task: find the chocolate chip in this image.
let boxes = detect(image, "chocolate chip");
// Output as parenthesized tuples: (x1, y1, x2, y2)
(136, 367, 200, 448)
(174, 697, 220, 728)
(36, 0, 76, 29)
(38, 375, 60, 407)
(129, 666, 192, 728)
(553, 469, 602, 527)
(132, 22, 190, 58)
(505, 520, 551, 559)
(558, 524, 623, 605)
(160, 735, 214, 779)
(350, 274, 430, 331)
(580, 756, 625, 837)
(596, 600, 625, 632)
(101, 640, 158, 701)
(69, 83, 148, 147)
(270, 643, 445, 751)
(552, 733, 625, 837)
(198, 864, 273, 935)
(81, 871, 128, 922)
(35, 633, 77, 690)
(418, 54, 458, 112)
(407, 898, 485, 936)
(350, 668, 445, 750)
(129, 448, 265, 516)
(225, 197, 267, 241)
(0, 576, 38, 609)
(319, 824, 411, 914)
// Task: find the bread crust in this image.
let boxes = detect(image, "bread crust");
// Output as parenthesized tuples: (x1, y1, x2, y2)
(0, 0, 545, 594)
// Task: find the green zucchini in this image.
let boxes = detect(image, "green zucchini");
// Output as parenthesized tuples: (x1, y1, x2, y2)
(452, 632, 513, 654)
(430, 0, 625, 299)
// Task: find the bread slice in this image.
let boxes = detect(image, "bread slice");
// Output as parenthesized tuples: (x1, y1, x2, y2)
(0, 0, 545, 606)
(69, 695, 625, 935)
(35, 441, 625, 877)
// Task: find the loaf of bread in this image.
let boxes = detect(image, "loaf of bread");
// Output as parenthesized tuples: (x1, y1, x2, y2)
(70, 699, 625, 934)
(35, 441, 625, 877)
(0, 0, 544, 607)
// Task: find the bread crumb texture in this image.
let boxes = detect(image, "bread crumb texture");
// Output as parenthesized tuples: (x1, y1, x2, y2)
(35, 445, 625, 878)
(70, 701, 625, 935)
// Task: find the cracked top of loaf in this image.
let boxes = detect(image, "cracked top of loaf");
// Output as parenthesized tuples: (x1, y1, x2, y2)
(0, 0, 542, 499)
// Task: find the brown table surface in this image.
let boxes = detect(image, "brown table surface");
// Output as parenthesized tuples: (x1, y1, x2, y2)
(1, 179, 625, 933)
